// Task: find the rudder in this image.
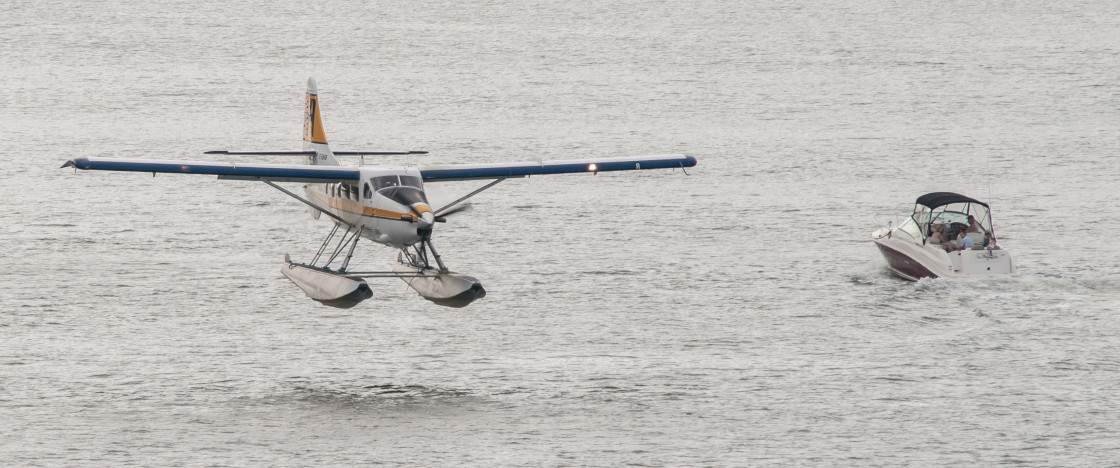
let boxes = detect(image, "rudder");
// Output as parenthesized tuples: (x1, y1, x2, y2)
(302, 78, 339, 166)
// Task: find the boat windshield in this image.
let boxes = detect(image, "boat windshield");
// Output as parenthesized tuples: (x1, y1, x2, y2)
(911, 201, 995, 240)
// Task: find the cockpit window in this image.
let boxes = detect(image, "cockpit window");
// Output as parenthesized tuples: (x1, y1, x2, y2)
(380, 186, 429, 206)
(368, 174, 427, 206)
(363, 183, 372, 199)
(371, 175, 424, 191)
(371, 176, 400, 191)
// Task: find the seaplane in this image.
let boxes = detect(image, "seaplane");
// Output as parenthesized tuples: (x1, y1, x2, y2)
(63, 79, 697, 308)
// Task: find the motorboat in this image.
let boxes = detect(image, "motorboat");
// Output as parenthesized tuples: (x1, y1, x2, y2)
(871, 192, 1015, 280)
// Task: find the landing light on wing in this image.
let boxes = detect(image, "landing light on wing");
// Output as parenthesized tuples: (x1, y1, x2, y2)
(588, 163, 597, 172)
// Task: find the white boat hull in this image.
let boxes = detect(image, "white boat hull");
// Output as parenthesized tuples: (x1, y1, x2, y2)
(872, 230, 1015, 280)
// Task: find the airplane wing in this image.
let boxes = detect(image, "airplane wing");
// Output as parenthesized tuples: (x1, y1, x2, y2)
(417, 154, 696, 182)
(61, 157, 360, 183)
(61, 153, 697, 183)
(204, 150, 427, 156)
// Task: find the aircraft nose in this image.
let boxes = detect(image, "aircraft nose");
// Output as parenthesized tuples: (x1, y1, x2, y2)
(418, 210, 435, 228)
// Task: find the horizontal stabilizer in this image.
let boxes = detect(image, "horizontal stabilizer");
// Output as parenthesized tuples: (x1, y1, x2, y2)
(204, 150, 428, 156)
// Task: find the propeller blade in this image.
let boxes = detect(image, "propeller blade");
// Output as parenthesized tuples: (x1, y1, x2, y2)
(437, 203, 472, 218)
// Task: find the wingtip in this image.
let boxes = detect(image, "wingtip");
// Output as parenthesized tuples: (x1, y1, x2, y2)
(61, 157, 89, 169)
(306, 77, 318, 95)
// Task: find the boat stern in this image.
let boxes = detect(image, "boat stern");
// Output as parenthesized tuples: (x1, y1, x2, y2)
(947, 248, 1015, 276)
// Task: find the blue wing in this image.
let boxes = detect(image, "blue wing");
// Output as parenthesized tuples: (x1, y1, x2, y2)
(417, 154, 696, 182)
(62, 157, 360, 183)
(62, 153, 697, 183)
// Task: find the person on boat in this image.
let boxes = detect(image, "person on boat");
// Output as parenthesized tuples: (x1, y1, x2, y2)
(966, 215, 992, 237)
(928, 225, 948, 246)
(984, 232, 1001, 250)
(940, 227, 976, 251)
(944, 231, 975, 251)
(958, 232, 975, 250)
(966, 215, 982, 233)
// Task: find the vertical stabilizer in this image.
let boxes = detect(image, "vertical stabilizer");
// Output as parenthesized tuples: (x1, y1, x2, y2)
(303, 78, 339, 166)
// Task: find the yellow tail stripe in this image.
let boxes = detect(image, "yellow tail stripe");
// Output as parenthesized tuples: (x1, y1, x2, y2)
(303, 93, 328, 144)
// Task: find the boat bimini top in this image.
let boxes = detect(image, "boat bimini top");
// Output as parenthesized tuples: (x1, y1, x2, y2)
(904, 192, 996, 244)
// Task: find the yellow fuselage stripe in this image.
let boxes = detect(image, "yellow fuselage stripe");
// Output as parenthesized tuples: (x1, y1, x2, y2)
(310, 190, 430, 220)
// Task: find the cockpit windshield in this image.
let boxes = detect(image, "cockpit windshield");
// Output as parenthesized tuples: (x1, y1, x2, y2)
(371, 176, 399, 191)
(379, 186, 428, 207)
(371, 175, 424, 191)
(370, 174, 428, 207)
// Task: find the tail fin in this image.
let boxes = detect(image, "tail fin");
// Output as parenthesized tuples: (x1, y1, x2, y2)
(302, 78, 339, 166)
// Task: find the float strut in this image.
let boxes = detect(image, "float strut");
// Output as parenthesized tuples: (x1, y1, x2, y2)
(339, 229, 362, 273)
(311, 223, 341, 266)
(425, 239, 449, 273)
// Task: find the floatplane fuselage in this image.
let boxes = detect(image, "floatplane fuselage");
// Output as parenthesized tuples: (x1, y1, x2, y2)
(307, 166, 434, 249)
(63, 78, 697, 308)
(297, 83, 435, 250)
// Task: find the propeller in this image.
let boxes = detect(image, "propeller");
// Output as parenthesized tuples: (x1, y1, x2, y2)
(436, 202, 472, 219)
(404, 204, 435, 228)
(431, 178, 504, 220)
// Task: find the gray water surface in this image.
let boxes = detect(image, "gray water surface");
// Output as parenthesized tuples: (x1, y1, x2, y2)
(3, 0, 1120, 465)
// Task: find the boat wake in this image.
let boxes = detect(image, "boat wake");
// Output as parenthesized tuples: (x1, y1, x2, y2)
(286, 383, 475, 409)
